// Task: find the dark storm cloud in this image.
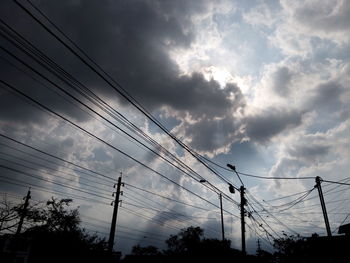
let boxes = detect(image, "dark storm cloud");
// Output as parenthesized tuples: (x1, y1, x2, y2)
(0, 0, 191, 124)
(0, 0, 253, 155)
(0, 37, 95, 124)
(0, 0, 311, 155)
(167, 75, 236, 117)
(0, 0, 234, 126)
(308, 81, 345, 112)
(292, 1, 350, 33)
(183, 115, 237, 152)
(177, 81, 245, 152)
(244, 108, 304, 143)
(271, 66, 293, 96)
(31, 0, 206, 111)
(287, 144, 330, 162)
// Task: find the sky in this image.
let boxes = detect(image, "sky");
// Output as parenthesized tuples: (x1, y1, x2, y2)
(0, 0, 350, 255)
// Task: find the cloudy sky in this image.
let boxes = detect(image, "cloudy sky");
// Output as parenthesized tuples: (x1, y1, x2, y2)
(0, 0, 350, 254)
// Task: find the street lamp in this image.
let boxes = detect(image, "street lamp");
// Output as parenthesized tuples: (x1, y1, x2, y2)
(200, 179, 225, 241)
(227, 163, 246, 255)
(227, 164, 244, 186)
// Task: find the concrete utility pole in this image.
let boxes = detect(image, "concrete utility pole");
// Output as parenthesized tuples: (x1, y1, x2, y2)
(219, 193, 225, 241)
(257, 239, 261, 257)
(200, 179, 226, 241)
(315, 176, 332, 237)
(227, 163, 246, 255)
(16, 188, 31, 235)
(240, 185, 246, 255)
(108, 173, 123, 252)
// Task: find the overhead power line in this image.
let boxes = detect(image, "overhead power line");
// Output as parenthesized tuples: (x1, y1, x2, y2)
(122, 201, 217, 221)
(0, 155, 111, 193)
(0, 150, 112, 188)
(0, 133, 115, 182)
(125, 183, 229, 213)
(271, 188, 316, 213)
(262, 187, 316, 211)
(0, 18, 239, 203)
(245, 191, 302, 236)
(0, 176, 110, 205)
(322, 179, 350, 186)
(124, 183, 240, 219)
(0, 164, 112, 200)
(0, 80, 228, 213)
(0, 142, 114, 185)
(262, 189, 311, 203)
(120, 206, 182, 233)
(12, 0, 238, 190)
(237, 171, 315, 180)
(338, 213, 350, 229)
(0, 23, 204, 185)
(2, 22, 241, 217)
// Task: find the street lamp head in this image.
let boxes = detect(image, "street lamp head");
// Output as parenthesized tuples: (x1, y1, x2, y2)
(227, 164, 236, 171)
(228, 183, 235, 194)
(227, 163, 244, 186)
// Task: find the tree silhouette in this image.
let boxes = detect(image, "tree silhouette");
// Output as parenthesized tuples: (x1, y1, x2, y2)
(0, 197, 109, 263)
(162, 226, 243, 263)
(25, 198, 80, 232)
(0, 196, 21, 233)
(0, 195, 39, 233)
(131, 244, 160, 256)
(165, 226, 203, 254)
